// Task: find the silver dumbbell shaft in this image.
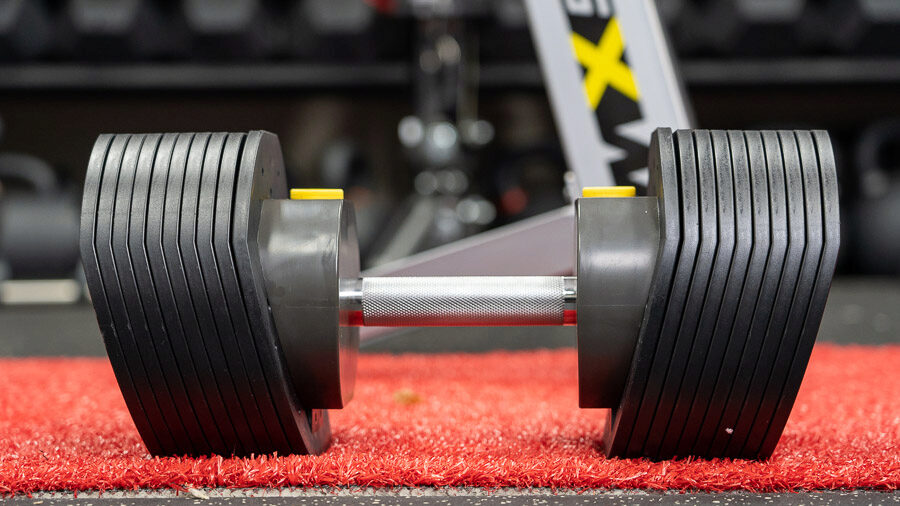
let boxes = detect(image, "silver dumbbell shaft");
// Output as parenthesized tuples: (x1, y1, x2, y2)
(341, 276, 577, 327)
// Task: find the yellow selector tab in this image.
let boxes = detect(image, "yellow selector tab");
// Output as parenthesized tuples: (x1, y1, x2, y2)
(582, 186, 636, 198)
(290, 188, 344, 200)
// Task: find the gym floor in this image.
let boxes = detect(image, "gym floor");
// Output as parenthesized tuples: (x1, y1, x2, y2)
(3, 489, 898, 505)
(2, 277, 898, 504)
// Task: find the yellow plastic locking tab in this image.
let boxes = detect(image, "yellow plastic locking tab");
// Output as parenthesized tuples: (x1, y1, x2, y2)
(582, 186, 636, 198)
(290, 188, 344, 200)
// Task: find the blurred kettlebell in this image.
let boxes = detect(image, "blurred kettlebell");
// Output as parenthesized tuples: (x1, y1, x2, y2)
(851, 119, 900, 275)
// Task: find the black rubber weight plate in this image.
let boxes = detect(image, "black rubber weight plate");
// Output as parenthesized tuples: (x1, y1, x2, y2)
(208, 132, 293, 453)
(604, 128, 682, 457)
(738, 132, 821, 457)
(603, 128, 681, 457)
(674, 130, 752, 457)
(214, 132, 285, 452)
(83, 131, 333, 456)
(612, 128, 701, 458)
(125, 133, 210, 455)
(704, 131, 788, 458)
(627, 129, 701, 458)
(181, 132, 263, 454)
(82, 134, 165, 455)
(105, 134, 185, 455)
(662, 130, 739, 459)
(689, 131, 761, 458)
(146, 133, 225, 455)
(231, 131, 331, 455)
(196, 132, 276, 453)
(755, 131, 839, 457)
(97, 134, 185, 454)
(603, 129, 838, 460)
(641, 130, 720, 459)
(162, 133, 246, 455)
(722, 131, 807, 458)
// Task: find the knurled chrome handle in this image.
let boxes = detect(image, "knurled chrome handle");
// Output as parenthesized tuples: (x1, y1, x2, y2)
(341, 276, 577, 327)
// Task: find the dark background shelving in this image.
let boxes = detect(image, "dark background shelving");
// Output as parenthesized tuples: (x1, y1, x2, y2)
(1, 0, 900, 284)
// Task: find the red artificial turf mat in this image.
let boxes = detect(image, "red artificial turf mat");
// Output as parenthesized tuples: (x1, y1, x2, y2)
(1, 344, 899, 495)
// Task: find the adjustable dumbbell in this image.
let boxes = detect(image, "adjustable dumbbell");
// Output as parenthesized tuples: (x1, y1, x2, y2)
(80, 128, 839, 461)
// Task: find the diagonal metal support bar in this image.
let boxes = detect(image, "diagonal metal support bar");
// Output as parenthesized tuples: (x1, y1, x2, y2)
(362, 0, 691, 344)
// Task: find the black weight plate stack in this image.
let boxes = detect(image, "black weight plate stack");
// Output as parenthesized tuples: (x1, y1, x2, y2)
(755, 131, 840, 458)
(603, 127, 685, 458)
(604, 128, 839, 460)
(81, 130, 331, 457)
(122, 133, 206, 455)
(207, 132, 283, 453)
(720, 131, 812, 458)
(163, 133, 248, 454)
(179, 132, 260, 453)
(659, 130, 739, 459)
(83, 134, 174, 455)
(640, 129, 720, 458)
(148, 133, 228, 455)
(678, 131, 756, 457)
(703, 131, 791, 459)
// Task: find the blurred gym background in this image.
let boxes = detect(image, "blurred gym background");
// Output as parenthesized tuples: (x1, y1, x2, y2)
(0, 0, 898, 355)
